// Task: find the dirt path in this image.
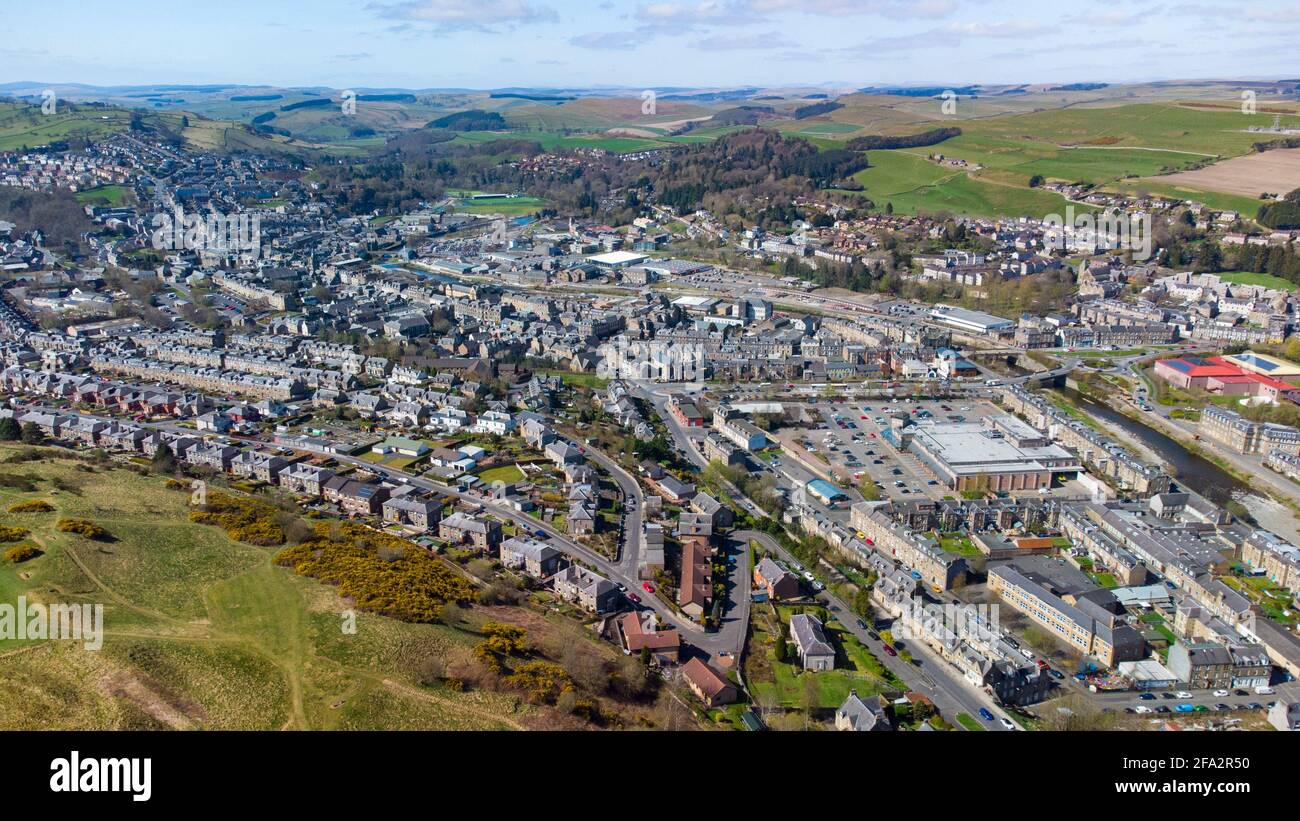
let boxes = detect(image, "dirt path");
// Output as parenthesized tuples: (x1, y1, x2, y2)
(374, 676, 528, 731)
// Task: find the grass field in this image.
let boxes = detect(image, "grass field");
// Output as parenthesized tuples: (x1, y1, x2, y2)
(73, 184, 133, 207)
(451, 129, 672, 154)
(0, 447, 531, 730)
(0, 103, 133, 151)
(1218, 271, 1298, 290)
(828, 101, 1298, 218)
(476, 464, 526, 485)
(452, 194, 549, 217)
(538, 369, 609, 390)
(848, 150, 1086, 218)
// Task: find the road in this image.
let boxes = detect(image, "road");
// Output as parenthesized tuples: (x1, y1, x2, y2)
(749, 529, 1018, 731)
(580, 445, 644, 575)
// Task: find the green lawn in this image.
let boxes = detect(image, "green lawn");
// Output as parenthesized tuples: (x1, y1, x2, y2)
(74, 184, 132, 207)
(956, 712, 985, 731)
(539, 369, 609, 390)
(476, 464, 526, 485)
(936, 532, 982, 558)
(1218, 271, 1297, 291)
(746, 605, 900, 711)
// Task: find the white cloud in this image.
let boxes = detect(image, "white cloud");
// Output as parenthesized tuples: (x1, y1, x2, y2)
(690, 30, 799, 50)
(368, 0, 557, 30)
(568, 30, 642, 50)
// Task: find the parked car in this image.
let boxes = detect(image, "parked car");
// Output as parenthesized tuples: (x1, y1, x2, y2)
(881, 644, 897, 657)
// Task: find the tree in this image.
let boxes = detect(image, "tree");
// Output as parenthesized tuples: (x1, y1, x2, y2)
(0, 417, 18, 440)
(19, 422, 43, 445)
(151, 442, 177, 474)
(1193, 241, 1223, 273)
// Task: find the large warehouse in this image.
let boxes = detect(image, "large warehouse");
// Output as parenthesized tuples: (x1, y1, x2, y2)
(906, 414, 1080, 492)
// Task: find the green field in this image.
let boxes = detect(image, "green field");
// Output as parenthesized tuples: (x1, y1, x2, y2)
(830, 101, 1299, 219)
(796, 122, 863, 137)
(476, 464, 526, 485)
(74, 185, 132, 207)
(453, 195, 549, 217)
(0, 103, 133, 151)
(0, 447, 530, 730)
(849, 149, 1086, 219)
(1217, 271, 1298, 290)
(452, 129, 672, 154)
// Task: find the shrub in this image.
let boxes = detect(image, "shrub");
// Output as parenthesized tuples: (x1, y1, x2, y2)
(504, 661, 573, 704)
(189, 491, 285, 546)
(0, 525, 30, 542)
(8, 500, 54, 514)
(274, 521, 476, 623)
(56, 518, 110, 540)
(3, 542, 42, 563)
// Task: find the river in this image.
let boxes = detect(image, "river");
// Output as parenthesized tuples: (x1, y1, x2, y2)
(1061, 388, 1300, 543)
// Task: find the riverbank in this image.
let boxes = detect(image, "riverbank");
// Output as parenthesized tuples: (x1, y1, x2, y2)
(1064, 382, 1300, 544)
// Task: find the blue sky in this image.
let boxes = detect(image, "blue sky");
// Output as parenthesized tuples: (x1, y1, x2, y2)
(2, 1, 1298, 89)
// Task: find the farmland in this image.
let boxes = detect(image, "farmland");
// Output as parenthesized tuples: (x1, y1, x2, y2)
(0, 103, 134, 151)
(1151, 147, 1300, 199)
(848, 149, 1085, 219)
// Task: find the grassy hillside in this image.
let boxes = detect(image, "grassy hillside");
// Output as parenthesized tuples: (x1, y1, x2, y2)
(0, 102, 134, 151)
(0, 446, 534, 729)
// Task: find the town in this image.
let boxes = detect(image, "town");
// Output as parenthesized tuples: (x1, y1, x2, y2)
(1, 7, 1299, 746)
